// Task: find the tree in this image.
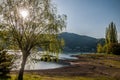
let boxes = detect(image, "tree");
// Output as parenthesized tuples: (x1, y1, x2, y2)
(0, 50, 14, 79)
(97, 43, 103, 53)
(105, 22, 118, 44)
(0, 26, 14, 79)
(105, 22, 118, 54)
(0, 0, 66, 80)
(107, 43, 120, 55)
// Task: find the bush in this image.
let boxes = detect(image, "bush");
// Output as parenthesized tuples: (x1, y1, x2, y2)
(0, 50, 14, 79)
(107, 43, 120, 55)
(97, 44, 103, 53)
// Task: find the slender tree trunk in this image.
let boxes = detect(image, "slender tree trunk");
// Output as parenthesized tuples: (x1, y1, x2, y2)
(18, 54, 28, 80)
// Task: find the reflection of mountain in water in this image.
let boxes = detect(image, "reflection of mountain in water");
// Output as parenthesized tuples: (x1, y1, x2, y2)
(59, 32, 105, 52)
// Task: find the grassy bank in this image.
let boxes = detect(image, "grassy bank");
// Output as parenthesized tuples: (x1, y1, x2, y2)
(5, 74, 116, 80)
(82, 54, 120, 68)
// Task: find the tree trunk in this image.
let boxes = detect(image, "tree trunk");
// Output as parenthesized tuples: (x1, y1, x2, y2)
(18, 54, 28, 80)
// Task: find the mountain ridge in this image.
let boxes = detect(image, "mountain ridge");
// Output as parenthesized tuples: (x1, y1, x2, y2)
(59, 32, 105, 52)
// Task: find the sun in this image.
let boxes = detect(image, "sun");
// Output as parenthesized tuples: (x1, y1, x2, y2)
(19, 9, 29, 19)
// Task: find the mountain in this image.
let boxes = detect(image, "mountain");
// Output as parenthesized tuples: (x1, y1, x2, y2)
(59, 32, 105, 52)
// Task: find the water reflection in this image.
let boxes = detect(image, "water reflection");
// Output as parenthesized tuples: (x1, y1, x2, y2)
(25, 61, 66, 70)
(8, 51, 79, 70)
(24, 53, 78, 70)
(59, 53, 78, 60)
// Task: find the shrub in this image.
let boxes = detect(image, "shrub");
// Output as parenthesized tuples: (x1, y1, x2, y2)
(0, 50, 14, 79)
(97, 43, 103, 53)
(107, 43, 120, 55)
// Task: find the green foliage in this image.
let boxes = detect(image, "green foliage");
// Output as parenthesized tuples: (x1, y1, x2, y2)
(105, 22, 119, 54)
(0, 0, 66, 56)
(10, 74, 116, 80)
(97, 43, 103, 53)
(0, 0, 66, 80)
(0, 50, 14, 79)
(0, 25, 14, 79)
(40, 54, 57, 62)
(102, 44, 107, 53)
(107, 43, 120, 55)
(0, 30, 13, 50)
(105, 22, 118, 44)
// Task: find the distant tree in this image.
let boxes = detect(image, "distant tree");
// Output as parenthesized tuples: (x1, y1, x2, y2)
(97, 43, 103, 53)
(105, 22, 118, 54)
(0, 0, 66, 80)
(105, 22, 118, 44)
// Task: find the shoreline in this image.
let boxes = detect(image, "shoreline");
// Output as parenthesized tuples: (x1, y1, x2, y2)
(11, 54, 120, 79)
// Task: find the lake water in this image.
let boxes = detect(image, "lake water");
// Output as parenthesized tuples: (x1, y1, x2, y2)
(24, 53, 80, 70)
(10, 52, 89, 70)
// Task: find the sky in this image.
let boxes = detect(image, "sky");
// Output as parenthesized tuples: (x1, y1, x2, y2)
(53, 0, 120, 39)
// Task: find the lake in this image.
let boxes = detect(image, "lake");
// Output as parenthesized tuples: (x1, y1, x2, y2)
(24, 53, 79, 70)
(10, 52, 88, 70)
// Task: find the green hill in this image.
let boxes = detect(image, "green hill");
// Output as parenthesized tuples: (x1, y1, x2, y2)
(59, 32, 105, 52)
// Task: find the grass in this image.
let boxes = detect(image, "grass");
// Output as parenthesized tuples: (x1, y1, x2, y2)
(3, 74, 116, 80)
(85, 53, 118, 58)
(102, 60, 120, 68)
(88, 54, 120, 68)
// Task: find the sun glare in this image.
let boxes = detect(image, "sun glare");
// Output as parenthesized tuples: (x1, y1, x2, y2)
(19, 9, 29, 19)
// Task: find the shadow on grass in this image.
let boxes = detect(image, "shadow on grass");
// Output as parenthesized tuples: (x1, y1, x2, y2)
(0, 75, 11, 80)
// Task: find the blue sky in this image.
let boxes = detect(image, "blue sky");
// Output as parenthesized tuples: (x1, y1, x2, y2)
(53, 0, 120, 39)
